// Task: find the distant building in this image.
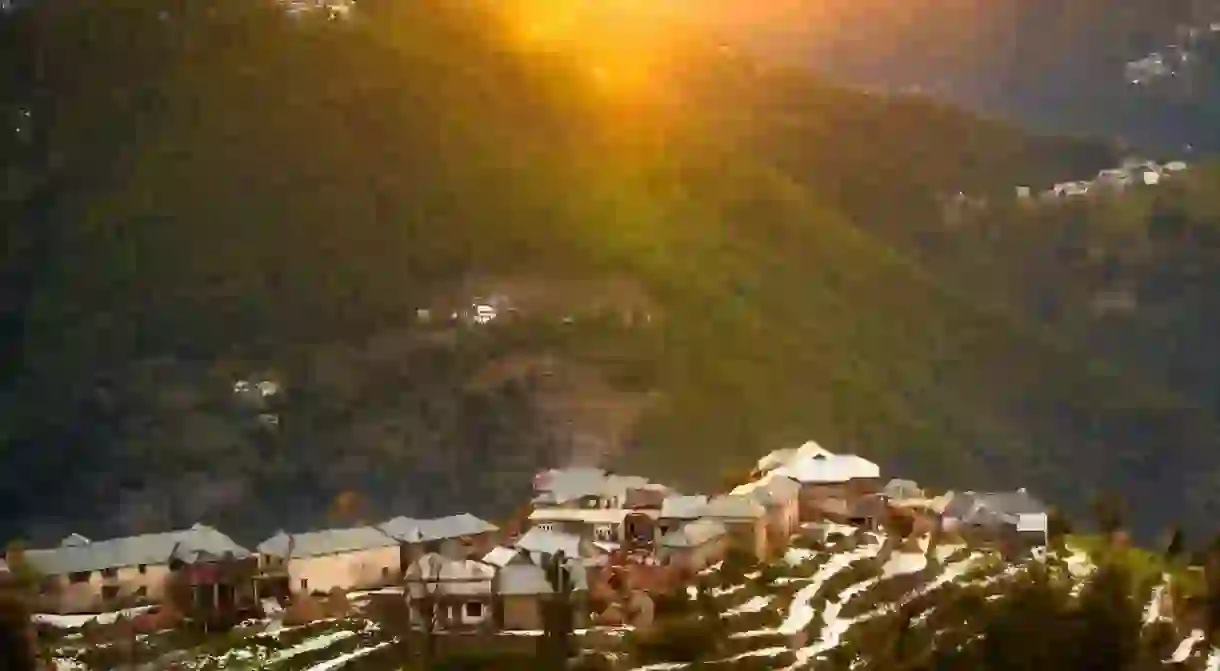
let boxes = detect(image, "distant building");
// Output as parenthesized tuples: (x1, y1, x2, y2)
(256, 526, 400, 596)
(24, 525, 250, 614)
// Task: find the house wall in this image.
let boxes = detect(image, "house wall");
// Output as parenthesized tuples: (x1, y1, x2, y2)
(763, 500, 799, 554)
(710, 518, 766, 561)
(499, 593, 590, 631)
(502, 594, 544, 630)
(39, 563, 174, 614)
(288, 546, 400, 595)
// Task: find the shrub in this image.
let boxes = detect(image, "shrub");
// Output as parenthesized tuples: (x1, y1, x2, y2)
(721, 547, 757, 584)
(630, 615, 720, 663)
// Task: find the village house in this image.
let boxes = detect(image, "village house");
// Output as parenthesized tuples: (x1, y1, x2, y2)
(732, 474, 801, 552)
(378, 513, 499, 566)
(531, 468, 654, 510)
(657, 519, 729, 573)
(939, 489, 1049, 558)
(699, 495, 769, 561)
(527, 468, 664, 549)
(510, 527, 608, 568)
(656, 495, 708, 541)
(404, 552, 496, 631)
(495, 552, 590, 631)
(772, 449, 882, 523)
(22, 524, 250, 614)
(527, 507, 659, 546)
(256, 526, 400, 596)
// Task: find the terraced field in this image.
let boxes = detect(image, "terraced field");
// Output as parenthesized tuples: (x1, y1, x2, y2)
(40, 532, 1215, 670)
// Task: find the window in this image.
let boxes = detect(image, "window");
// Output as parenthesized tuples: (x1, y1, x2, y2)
(300, 579, 308, 591)
(465, 602, 483, 618)
(137, 564, 147, 574)
(68, 571, 91, 584)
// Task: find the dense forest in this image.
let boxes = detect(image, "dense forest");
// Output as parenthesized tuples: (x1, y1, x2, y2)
(1, 0, 1218, 546)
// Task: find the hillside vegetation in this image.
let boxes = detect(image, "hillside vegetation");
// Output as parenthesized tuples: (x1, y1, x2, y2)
(0, 0, 1216, 543)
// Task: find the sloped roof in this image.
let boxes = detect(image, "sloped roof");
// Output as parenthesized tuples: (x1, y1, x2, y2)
(756, 440, 834, 473)
(497, 560, 589, 595)
(480, 546, 520, 569)
(974, 490, 1047, 517)
(25, 524, 249, 575)
(514, 527, 588, 559)
(882, 479, 923, 500)
(379, 514, 498, 543)
(747, 475, 801, 506)
(700, 495, 766, 519)
(940, 491, 978, 518)
(659, 519, 728, 548)
(660, 495, 708, 519)
(775, 453, 879, 483)
(257, 526, 396, 559)
(404, 553, 494, 597)
(532, 468, 656, 505)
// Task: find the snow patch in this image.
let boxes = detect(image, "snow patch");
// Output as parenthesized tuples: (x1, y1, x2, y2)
(881, 552, 928, 578)
(302, 640, 392, 670)
(724, 595, 771, 617)
(1170, 629, 1205, 663)
(269, 630, 355, 663)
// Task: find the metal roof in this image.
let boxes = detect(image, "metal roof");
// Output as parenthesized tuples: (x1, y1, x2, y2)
(700, 494, 766, 519)
(257, 526, 396, 558)
(513, 527, 588, 558)
(882, 479, 923, 500)
(659, 519, 728, 548)
(496, 560, 589, 595)
(378, 514, 498, 543)
(480, 546, 520, 568)
(404, 553, 494, 598)
(775, 453, 880, 483)
(659, 495, 708, 519)
(25, 524, 249, 575)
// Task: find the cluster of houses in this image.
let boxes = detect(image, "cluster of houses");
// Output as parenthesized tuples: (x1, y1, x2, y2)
(0, 441, 1052, 635)
(1019, 156, 1190, 201)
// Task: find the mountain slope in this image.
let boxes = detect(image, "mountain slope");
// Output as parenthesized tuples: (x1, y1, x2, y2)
(2, 0, 1220, 544)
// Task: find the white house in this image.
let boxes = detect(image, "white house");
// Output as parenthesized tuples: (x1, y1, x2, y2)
(257, 526, 400, 595)
(22, 524, 250, 614)
(404, 552, 495, 630)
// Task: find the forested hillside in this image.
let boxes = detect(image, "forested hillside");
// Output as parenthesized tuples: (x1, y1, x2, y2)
(0, 0, 1215, 545)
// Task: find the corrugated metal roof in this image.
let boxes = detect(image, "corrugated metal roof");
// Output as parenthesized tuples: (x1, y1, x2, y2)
(659, 519, 727, 548)
(257, 526, 396, 559)
(701, 495, 766, 519)
(379, 514, 498, 543)
(25, 525, 249, 575)
(659, 495, 708, 519)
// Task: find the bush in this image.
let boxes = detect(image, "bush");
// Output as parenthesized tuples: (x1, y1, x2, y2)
(720, 547, 757, 584)
(630, 615, 720, 663)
